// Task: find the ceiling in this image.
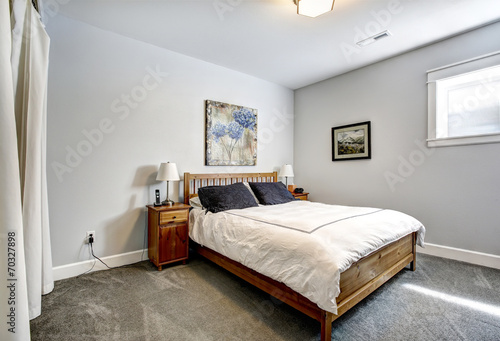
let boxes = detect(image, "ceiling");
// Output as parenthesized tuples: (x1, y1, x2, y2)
(54, 0, 500, 89)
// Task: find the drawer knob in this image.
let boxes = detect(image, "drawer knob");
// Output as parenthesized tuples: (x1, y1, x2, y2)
(173, 216, 176, 219)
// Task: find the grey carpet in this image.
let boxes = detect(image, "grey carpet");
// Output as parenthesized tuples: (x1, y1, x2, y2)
(30, 253, 500, 341)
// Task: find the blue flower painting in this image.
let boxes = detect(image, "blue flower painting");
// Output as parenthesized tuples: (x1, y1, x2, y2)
(206, 100, 257, 166)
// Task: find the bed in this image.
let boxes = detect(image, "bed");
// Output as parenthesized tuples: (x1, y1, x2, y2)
(183, 171, 425, 341)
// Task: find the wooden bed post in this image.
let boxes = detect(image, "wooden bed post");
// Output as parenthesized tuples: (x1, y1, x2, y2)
(320, 311, 333, 341)
(183, 172, 191, 205)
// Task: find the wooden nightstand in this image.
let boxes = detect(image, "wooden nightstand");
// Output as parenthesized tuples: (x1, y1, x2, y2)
(292, 192, 309, 200)
(147, 203, 190, 270)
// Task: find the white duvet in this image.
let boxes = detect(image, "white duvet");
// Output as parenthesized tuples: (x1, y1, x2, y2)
(189, 200, 425, 314)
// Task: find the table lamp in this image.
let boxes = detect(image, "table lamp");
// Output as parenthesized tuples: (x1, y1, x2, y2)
(156, 162, 180, 205)
(280, 164, 294, 189)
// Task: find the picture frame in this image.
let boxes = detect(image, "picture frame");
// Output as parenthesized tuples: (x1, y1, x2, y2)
(205, 100, 258, 166)
(332, 121, 371, 161)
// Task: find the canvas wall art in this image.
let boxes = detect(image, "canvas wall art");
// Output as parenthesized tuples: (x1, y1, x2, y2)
(332, 121, 371, 161)
(205, 100, 257, 166)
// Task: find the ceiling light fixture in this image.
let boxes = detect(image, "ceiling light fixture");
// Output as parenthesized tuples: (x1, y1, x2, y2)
(356, 30, 392, 47)
(294, 0, 335, 18)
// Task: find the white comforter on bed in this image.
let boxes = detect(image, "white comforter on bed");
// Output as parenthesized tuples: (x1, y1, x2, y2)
(189, 200, 425, 314)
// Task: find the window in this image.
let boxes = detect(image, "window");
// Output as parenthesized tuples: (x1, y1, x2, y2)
(427, 51, 500, 147)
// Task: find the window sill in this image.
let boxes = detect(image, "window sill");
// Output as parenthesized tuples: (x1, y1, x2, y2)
(427, 133, 500, 147)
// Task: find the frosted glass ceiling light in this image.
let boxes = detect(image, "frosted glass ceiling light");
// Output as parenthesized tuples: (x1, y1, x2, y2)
(294, 0, 335, 18)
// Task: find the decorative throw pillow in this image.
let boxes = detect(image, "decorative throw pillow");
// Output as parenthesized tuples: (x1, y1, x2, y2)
(248, 182, 296, 205)
(197, 182, 259, 213)
(189, 196, 203, 209)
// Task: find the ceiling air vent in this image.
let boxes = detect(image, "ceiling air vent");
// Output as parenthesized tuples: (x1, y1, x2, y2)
(356, 30, 392, 47)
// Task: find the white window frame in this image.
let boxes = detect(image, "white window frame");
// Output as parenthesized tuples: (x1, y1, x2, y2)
(427, 51, 500, 147)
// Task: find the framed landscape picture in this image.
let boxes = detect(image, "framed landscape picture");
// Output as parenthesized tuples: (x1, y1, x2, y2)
(332, 121, 371, 161)
(205, 100, 257, 166)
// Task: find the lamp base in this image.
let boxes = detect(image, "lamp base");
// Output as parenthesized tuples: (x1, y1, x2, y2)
(162, 199, 174, 206)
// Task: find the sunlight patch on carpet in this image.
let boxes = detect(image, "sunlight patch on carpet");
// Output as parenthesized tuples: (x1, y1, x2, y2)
(403, 283, 500, 318)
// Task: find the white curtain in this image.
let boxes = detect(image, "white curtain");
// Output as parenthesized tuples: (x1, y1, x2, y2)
(1, 0, 53, 339)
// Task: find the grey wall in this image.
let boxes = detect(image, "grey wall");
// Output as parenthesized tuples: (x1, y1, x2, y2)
(294, 22, 500, 256)
(46, 15, 294, 267)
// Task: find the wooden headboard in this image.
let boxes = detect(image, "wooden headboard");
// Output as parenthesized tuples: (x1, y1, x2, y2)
(183, 171, 278, 204)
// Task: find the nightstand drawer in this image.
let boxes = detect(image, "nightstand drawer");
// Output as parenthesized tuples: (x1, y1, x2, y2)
(160, 210, 188, 225)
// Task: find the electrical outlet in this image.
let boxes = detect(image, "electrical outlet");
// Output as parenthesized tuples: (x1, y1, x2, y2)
(85, 231, 95, 244)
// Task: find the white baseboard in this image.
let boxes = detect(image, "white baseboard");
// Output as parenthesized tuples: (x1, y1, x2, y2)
(417, 243, 500, 270)
(53, 244, 499, 281)
(53, 249, 148, 281)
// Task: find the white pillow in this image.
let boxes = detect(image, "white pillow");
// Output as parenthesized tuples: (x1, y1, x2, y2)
(243, 182, 260, 204)
(189, 196, 203, 209)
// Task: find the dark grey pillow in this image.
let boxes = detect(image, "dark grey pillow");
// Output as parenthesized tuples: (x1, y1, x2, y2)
(197, 182, 259, 213)
(248, 182, 296, 205)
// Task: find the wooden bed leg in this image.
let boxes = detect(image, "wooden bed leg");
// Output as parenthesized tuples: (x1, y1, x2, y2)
(320, 311, 332, 341)
(410, 232, 417, 271)
(410, 252, 416, 271)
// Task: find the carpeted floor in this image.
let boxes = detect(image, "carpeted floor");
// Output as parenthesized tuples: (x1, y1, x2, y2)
(30, 253, 500, 341)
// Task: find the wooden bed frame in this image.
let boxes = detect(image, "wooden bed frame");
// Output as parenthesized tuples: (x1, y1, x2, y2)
(184, 172, 417, 341)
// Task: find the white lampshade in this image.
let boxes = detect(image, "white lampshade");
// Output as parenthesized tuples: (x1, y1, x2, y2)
(156, 162, 180, 181)
(295, 0, 335, 18)
(280, 164, 294, 178)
